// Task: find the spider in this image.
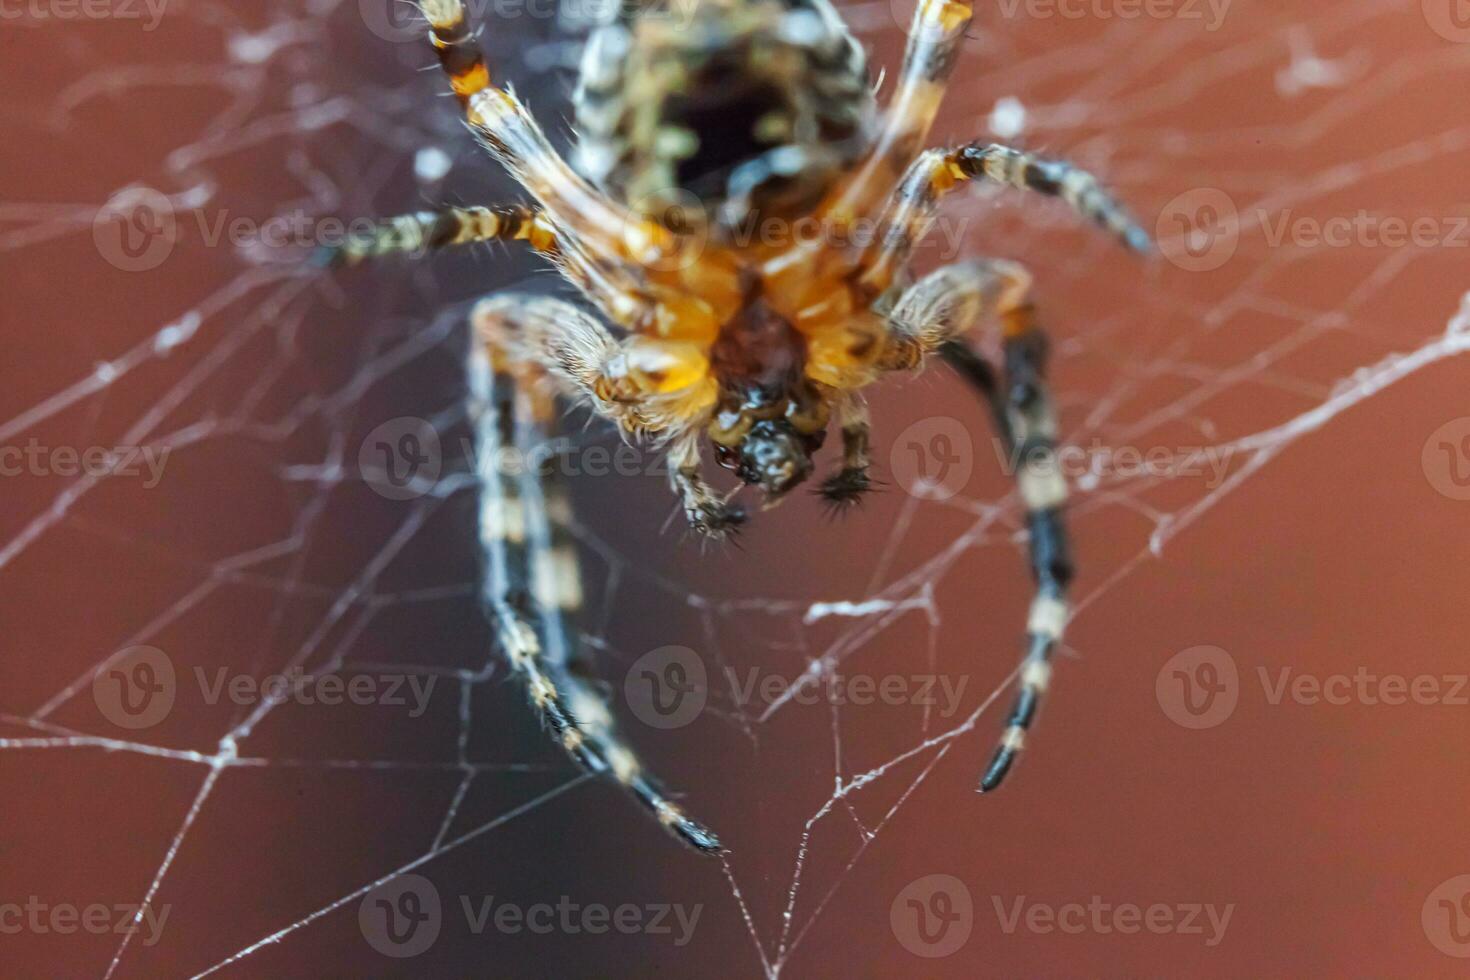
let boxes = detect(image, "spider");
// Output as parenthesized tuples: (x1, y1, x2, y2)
(324, 0, 1150, 854)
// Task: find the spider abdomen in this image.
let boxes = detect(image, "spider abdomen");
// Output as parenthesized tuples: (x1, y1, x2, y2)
(573, 0, 874, 235)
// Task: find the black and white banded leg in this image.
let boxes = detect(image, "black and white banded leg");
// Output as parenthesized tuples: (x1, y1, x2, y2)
(886, 259, 1071, 792)
(314, 204, 557, 268)
(470, 346, 722, 853)
(940, 324, 1071, 792)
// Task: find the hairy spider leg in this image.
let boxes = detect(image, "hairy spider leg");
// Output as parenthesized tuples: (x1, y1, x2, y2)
(315, 204, 557, 267)
(471, 344, 722, 853)
(418, 0, 666, 328)
(885, 260, 1072, 792)
(859, 143, 1152, 296)
(818, 0, 975, 225)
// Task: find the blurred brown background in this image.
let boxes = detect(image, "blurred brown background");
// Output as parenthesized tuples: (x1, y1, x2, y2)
(3, 0, 1470, 976)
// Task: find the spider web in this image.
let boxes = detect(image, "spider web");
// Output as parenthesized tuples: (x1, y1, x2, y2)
(3, 0, 1468, 975)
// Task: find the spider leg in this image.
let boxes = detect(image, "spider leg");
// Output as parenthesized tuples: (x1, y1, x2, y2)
(817, 394, 874, 509)
(315, 204, 556, 267)
(821, 0, 975, 220)
(470, 335, 721, 854)
(883, 260, 1070, 792)
(418, 0, 655, 271)
(859, 144, 1150, 295)
(472, 294, 649, 434)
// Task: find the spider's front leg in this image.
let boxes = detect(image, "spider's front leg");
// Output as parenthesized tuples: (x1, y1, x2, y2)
(475, 296, 736, 540)
(884, 259, 1071, 792)
(471, 298, 722, 853)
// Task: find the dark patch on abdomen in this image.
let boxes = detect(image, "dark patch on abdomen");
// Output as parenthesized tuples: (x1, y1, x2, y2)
(662, 68, 789, 201)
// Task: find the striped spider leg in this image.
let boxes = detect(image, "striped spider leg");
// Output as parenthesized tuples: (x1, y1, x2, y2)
(470, 307, 721, 853)
(321, 2, 725, 853)
(851, 137, 1150, 790)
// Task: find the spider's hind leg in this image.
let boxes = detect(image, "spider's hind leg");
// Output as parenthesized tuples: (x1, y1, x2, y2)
(471, 325, 721, 854)
(883, 260, 1071, 792)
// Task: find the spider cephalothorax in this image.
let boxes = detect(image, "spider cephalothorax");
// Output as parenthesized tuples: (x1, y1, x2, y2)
(332, 0, 1151, 853)
(704, 298, 829, 502)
